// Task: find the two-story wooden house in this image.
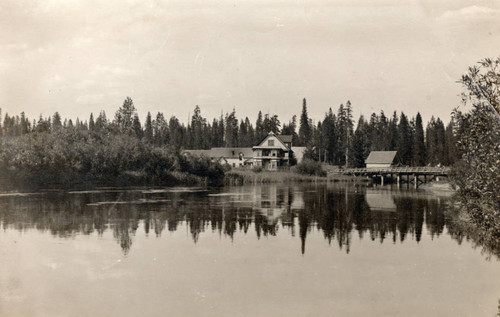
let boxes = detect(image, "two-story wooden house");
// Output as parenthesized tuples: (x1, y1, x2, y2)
(252, 133, 293, 170)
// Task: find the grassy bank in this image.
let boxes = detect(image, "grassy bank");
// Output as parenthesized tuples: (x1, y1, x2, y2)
(223, 169, 369, 185)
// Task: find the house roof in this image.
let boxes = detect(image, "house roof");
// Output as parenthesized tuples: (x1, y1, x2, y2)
(254, 133, 293, 147)
(365, 151, 398, 164)
(278, 135, 292, 143)
(209, 147, 254, 158)
(182, 149, 212, 157)
(254, 132, 292, 150)
(183, 148, 254, 158)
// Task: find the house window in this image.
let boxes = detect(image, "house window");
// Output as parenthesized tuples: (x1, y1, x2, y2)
(232, 150, 235, 156)
(268, 140, 274, 146)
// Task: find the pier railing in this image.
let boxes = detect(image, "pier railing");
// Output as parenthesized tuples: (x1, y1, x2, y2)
(330, 166, 451, 175)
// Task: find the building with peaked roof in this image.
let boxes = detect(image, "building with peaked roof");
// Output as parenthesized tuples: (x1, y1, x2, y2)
(252, 132, 293, 170)
(210, 147, 254, 167)
(182, 133, 296, 170)
(183, 147, 254, 168)
(365, 151, 399, 169)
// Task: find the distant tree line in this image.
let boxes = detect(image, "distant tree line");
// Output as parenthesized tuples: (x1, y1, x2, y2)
(1, 95, 458, 173)
(0, 97, 225, 189)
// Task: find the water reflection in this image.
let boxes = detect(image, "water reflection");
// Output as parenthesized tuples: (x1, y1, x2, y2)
(0, 184, 494, 258)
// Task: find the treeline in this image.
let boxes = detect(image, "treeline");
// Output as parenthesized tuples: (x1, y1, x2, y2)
(0, 98, 225, 189)
(299, 99, 458, 167)
(1, 97, 457, 170)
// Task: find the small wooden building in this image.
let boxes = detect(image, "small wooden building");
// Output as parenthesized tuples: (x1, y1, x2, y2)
(365, 151, 399, 169)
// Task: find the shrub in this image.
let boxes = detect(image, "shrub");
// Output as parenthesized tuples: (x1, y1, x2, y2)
(293, 159, 327, 177)
(252, 166, 263, 173)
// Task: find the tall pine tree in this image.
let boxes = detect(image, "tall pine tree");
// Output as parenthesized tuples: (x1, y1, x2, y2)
(298, 98, 312, 146)
(412, 112, 426, 166)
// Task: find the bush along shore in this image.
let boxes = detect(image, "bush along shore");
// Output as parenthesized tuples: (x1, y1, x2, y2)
(449, 57, 500, 243)
(0, 129, 225, 190)
(223, 160, 369, 185)
(224, 159, 324, 185)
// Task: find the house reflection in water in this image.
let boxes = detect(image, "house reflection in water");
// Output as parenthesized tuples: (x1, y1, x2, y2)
(249, 185, 304, 240)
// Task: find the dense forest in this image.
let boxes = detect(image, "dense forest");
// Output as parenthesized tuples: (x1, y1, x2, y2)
(0, 96, 457, 174)
(0, 98, 226, 189)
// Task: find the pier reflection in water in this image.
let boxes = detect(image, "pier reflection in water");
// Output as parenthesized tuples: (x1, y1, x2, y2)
(0, 185, 461, 255)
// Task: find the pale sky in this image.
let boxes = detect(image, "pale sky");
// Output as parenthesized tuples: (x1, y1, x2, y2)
(1, 0, 499, 125)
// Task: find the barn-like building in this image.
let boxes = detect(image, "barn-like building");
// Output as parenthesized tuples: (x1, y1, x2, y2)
(365, 151, 399, 169)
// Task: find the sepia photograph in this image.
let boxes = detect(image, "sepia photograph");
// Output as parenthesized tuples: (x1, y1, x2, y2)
(0, 0, 499, 316)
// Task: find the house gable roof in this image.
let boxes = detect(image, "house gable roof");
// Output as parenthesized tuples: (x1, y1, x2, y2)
(253, 132, 290, 150)
(365, 151, 398, 164)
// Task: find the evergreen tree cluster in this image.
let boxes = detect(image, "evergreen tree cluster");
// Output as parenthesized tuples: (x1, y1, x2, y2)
(295, 100, 456, 168)
(0, 96, 458, 177)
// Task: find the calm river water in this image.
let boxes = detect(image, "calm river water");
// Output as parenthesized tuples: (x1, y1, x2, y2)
(0, 184, 498, 317)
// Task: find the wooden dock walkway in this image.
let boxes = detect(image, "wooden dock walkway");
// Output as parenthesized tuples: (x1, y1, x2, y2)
(328, 166, 451, 188)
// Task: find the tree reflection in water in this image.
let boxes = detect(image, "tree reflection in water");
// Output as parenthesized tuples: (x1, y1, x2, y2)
(0, 185, 495, 258)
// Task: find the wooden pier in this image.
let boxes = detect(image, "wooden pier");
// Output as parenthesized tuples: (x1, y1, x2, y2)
(330, 166, 450, 189)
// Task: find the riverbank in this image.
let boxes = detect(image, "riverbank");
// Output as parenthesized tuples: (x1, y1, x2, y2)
(0, 169, 217, 191)
(223, 169, 369, 185)
(446, 204, 500, 259)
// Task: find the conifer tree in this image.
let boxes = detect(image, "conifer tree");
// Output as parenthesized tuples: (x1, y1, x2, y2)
(190, 105, 207, 149)
(88, 113, 95, 132)
(168, 116, 183, 149)
(95, 111, 108, 131)
(322, 108, 336, 164)
(255, 111, 266, 142)
(132, 114, 143, 139)
(20, 112, 30, 135)
(336, 101, 354, 166)
(350, 116, 368, 167)
(388, 111, 399, 150)
(299, 98, 312, 146)
(224, 109, 238, 147)
(144, 112, 153, 142)
(412, 112, 426, 166)
(397, 112, 412, 165)
(114, 97, 137, 134)
(217, 115, 225, 146)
